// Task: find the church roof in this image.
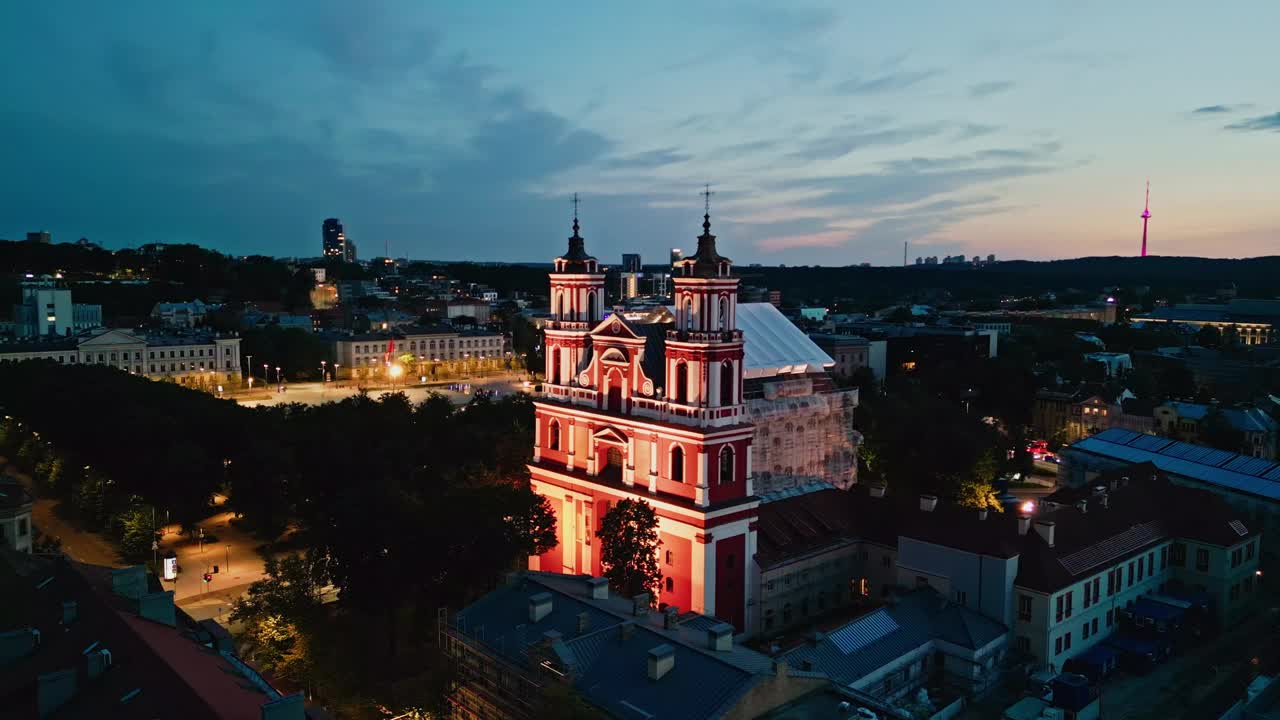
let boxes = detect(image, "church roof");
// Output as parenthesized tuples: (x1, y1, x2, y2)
(736, 304, 835, 379)
(554, 218, 598, 273)
(673, 214, 731, 278)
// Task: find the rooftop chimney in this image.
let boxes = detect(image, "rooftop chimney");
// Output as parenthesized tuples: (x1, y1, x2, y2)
(647, 644, 675, 681)
(919, 494, 938, 512)
(869, 485, 886, 498)
(576, 612, 590, 635)
(1018, 516, 1032, 536)
(587, 576, 609, 600)
(1034, 519, 1057, 548)
(1075, 499, 1088, 514)
(529, 592, 553, 623)
(707, 623, 733, 652)
(631, 593, 650, 617)
(61, 600, 78, 625)
(978, 509, 989, 521)
(542, 630, 563, 647)
(808, 631, 826, 647)
(663, 606, 680, 629)
(1098, 493, 1109, 509)
(86, 648, 112, 680)
(620, 620, 636, 641)
(773, 659, 789, 679)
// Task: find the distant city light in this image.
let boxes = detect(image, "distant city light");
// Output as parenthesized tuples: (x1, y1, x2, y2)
(1020, 500, 1036, 514)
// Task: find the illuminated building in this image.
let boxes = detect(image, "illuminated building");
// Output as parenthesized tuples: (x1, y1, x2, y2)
(530, 207, 757, 630)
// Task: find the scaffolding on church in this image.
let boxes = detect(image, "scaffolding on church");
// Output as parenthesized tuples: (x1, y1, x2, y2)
(748, 378, 861, 496)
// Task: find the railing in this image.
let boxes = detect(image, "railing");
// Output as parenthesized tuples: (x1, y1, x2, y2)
(547, 320, 591, 331)
(666, 329, 743, 343)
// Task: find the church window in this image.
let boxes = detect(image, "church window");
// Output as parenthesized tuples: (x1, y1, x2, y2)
(684, 298, 694, 330)
(720, 360, 734, 406)
(674, 361, 688, 403)
(718, 296, 729, 330)
(671, 445, 684, 483)
(548, 420, 560, 450)
(587, 291, 597, 322)
(665, 577, 674, 593)
(719, 446, 735, 485)
(550, 347, 560, 385)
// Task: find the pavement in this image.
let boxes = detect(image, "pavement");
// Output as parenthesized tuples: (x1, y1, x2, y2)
(235, 372, 532, 408)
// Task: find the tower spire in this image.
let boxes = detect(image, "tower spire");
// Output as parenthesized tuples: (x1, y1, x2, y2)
(571, 192, 581, 238)
(701, 183, 714, 235)
(1140, 181, 1152, 257)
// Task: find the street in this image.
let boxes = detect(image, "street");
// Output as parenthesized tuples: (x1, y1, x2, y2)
(235, 372, 531, 408)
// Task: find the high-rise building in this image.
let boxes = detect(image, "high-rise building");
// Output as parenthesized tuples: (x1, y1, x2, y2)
(322, 218, 345, 259)
(619, 273, 642, 300)
(532, 208, 755, 630)
(343, 238, 357, 263)
(25, 231, 51, 244)
(669, 247, 683, 266)
(621, 253, 642, 273)
(12, 279, 102, 338)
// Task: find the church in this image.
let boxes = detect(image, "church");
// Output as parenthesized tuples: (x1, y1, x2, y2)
(529, 207, 757, 629)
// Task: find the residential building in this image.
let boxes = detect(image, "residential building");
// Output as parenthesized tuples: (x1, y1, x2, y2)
(25, 230, 52, 244)
(782, 588, 1008, 704)
(0, 475, 34, 553)
(1032, 385, 1141, 443)
(1, 556, 304, 719)
(621, 253, 642, 273)
(836, 322, 997, 375)
(808, 334, 877, 381)
(1061, 428, 1280, 551)
(1153, 401, 1278, 459)
(1133, 299, 1280, 346)
(1136, 345, 1280, 402)
(439, 572, 827, 720)
(0, 328, 242, 388)
(12, 279, 102, 338)
(447, 297, 491, 324)
(322, 217, 355, 261)
(1084, 352, 1132, 377)
(619, 272, 643, 300)
(150, 300, 210, 328)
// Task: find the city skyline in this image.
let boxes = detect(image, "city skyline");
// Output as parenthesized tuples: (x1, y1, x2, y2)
(2, 2, 1278, 266)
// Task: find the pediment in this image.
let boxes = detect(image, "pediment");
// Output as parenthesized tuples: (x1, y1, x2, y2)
(590, 314, 641, 340)
(78, 329, 145, 346)
(592, 426, 629, 444)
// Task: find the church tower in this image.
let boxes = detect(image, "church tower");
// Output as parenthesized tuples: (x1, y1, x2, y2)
(544, 198, 606, 393)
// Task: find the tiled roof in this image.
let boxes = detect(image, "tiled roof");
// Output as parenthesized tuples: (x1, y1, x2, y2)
(1165, 402, 1278, 433)
(782, 589, 1004, 686)
(451, 573, 784, 720)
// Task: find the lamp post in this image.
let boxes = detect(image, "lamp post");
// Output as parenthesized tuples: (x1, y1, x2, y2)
(262, 363, 268, 387)
(334, 363, 340, 386)
(225, 544, 230, 573)
(246, 354, 253, 389)
(275, 366, 282, 389)
(321, 360, 328, 383)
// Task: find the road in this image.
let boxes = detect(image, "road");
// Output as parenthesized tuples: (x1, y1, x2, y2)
(236, 372, 532, 408)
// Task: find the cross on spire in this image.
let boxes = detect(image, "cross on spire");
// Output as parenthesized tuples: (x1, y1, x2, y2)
(571, 192, 581, 237)
(702, 184, 714, 215)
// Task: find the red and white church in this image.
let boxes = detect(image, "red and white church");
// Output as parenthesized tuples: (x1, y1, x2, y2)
(528, 211, 759, 630)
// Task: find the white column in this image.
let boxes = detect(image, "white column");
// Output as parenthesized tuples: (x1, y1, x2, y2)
(695, 449, 709, 506)
(586, 425, 597, 475)
(649, 437, 659, 493)
(533, 415, 543, 462)
(624, 433, 635, 486)
(566, 421, 576, 471)
(702, 538, 718, 615)
(708, 360, 721, 407)
(745, 447, 754, 495)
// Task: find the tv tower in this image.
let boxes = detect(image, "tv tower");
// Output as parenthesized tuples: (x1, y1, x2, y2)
(1140, 181, 1151, 257)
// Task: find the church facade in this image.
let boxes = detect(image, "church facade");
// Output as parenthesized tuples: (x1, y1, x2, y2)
(528, 211, 758, 630)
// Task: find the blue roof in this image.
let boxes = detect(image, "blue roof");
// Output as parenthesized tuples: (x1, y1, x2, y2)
(782, 590, 1006, 686)
(1068, 428, 1280, 501)
(451, 574, 778, 720)
(1134, 596, 1183, 621)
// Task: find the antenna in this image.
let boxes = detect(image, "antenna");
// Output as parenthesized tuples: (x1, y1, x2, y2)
(1140, 180, 1152, 257)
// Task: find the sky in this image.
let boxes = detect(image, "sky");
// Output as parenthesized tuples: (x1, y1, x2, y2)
(2, 2, 1278, 266)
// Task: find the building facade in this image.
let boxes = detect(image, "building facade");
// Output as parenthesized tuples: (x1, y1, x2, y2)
(529, 212, 758, 631)
(1153, 401, 1278, 459)
(0, 328, 241, 388)
(12, 279, 102, 338)
(0, 475, 34, 553)
(331, 326, 505, 380)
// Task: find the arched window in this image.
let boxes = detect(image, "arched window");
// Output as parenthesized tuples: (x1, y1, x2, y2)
(670, 445, 684, 483)
(606, 447, 622, 471)
(549, 347, 560, 385)
(684, 298, 694, 331)
(719, 296, 729, 330)
(587, 291, 597, 322)
(720, 360, 734, 406)
(719, 446, 735, 485)
(548, 420, 560, 450)
(674, 361, 688, 404)
(552, 290, 560, 319)
(665, 577, 674, 593)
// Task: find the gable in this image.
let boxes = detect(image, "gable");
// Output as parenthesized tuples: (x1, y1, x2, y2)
(78, 329, 145, 347)
(590, 314, 642, 340)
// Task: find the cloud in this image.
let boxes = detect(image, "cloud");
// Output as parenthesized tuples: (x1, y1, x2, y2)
(1225, 112, 1280, 132)
(601, 147, 691, 170)
(1192, 104, 1234, 114)
(785, 122, 947, 162)
(756, 229, 853, 252)
(954, 123, 1001, 140)
(969, 80, 1014, 98)
(833, 69, 941, 95)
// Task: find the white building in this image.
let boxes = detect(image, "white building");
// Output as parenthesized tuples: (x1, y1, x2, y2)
(331, 325, 505, 379)
(150, 300, 210, 328)
(1083, 352, 1133, 378)
(12, 279, 102, 338)
(0, 328, 242, 388)
(0, 476, 34, 553)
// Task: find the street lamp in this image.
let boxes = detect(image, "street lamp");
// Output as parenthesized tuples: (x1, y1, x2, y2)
(246, 354, 253, 388)
(321, 360, 328, 383)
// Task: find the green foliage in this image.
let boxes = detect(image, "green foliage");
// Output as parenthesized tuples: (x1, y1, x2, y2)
(1200, 408, 1245, 454)
(596, 499, 662, 600)
(955, 478, 1004, 513)
(113, 505, 157, 563)
(240, 326, 333, 383)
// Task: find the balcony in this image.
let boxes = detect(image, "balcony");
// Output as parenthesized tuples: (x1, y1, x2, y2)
(666, 329, 743, 343)
(547, 320, 591, 331)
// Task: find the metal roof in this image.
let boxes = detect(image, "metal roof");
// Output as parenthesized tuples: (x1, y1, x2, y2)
(735, 303, 834, 379)
(827, 609, 900, 655)
(1068, 428, 1280, 501)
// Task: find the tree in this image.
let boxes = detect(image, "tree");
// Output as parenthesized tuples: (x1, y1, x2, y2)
(114, 505, 156, 564)
(1199, 409, 1244, 453)
(1196, 325, 1222, 348)
(596, 499, 662, 600)
(231, 551, 330, 679)
(955, 478, 1004, 513)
